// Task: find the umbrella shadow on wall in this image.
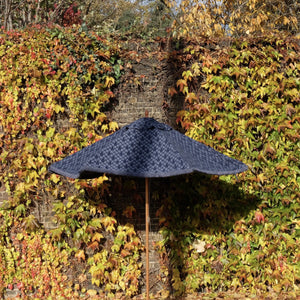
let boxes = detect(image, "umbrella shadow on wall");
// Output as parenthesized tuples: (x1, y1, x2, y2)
(100, 173, 261, 295)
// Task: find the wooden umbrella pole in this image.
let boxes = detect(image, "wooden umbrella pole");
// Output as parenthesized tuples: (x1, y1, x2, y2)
(145, 177, 150, 300)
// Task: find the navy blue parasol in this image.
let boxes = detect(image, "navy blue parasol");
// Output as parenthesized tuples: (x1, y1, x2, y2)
(49, 117, 248, 299)
(49, 117, 247, 179)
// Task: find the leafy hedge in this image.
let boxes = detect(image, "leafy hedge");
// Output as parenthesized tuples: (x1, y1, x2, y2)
(162, 35, 299, 297)
(0, 26, 299, 299)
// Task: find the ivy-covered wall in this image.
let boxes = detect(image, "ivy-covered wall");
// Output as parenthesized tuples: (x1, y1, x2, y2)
(167, 35, 299, 298)
(0, 26, 185, 298)
(0, 26, 299, 299)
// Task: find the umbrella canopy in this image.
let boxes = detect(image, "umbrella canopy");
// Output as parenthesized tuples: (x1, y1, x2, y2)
(49, 117, 248, 299)
(49, 117, 247, 179)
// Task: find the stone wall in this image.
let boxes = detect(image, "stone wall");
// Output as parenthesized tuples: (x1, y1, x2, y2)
(0, 180, 6, 203)
(0, 125, 7, 205)
(109, 41, 184, 129)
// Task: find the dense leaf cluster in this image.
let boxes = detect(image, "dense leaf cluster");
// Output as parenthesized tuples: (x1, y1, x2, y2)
(169, 0, 299, 38)
(0, 25, 142, 298)
(164, 35, 299, 297)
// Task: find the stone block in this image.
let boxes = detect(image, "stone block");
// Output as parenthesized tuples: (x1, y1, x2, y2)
(128, 97, 138, 104)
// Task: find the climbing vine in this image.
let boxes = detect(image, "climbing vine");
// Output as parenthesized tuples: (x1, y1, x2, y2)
(159, 35, 300, 298)
(0, 24, 299, 299)
(0, 25, 143, 298)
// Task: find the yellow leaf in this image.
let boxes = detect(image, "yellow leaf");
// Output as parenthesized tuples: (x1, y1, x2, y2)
(214, 23, 222, 33)
(27, 155, 36, 169)
(92, 175, 108, 187)
(257, 173, 267, 183)
(283, 16, 290, 25)
(50, 173, 60, 183)
(119, 281, 126, 290)
(101, 124, 108, 132)
(104, 76, 115, 88)
(109, 121, 119, 132)
(186, 92, 198, 103)
(90, 206, 96, 216)
(81, 121, 89, 130)
(191, 62, 201, 76)
(75, 250, 85, 262)
(87, 289, 97, 296)
(182, 70, 193, 81)
(66, 127, 77, 137)
(44, 147, 55, 157)
(54, 104, 64, 113)
(110, 269, 119, 283)
(92, 232, 104, 242)
(46, 127, 55, 138)
(107, 224, 115, 233)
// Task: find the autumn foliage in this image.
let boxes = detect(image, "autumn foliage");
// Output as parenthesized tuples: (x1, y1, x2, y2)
(165, 34, 299, 297)
(0, 22, 299, 299)
(169, 0, 299, 38)
(0, 25, 142, 298)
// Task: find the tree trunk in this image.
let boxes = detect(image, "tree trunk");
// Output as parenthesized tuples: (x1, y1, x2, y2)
(4, 0, 13, 30)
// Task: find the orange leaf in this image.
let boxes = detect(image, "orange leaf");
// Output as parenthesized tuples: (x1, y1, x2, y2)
(176, 79, 187, 92)
(121, 249, 131, 257)
(168, 87, 178, 96)
(87, 241, 99, 251)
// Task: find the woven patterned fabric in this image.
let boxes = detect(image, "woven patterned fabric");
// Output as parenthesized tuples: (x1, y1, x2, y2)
(49, 118, 248, 179)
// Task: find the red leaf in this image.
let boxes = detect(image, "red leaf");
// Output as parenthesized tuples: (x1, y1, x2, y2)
(255, 211, 265, 224)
